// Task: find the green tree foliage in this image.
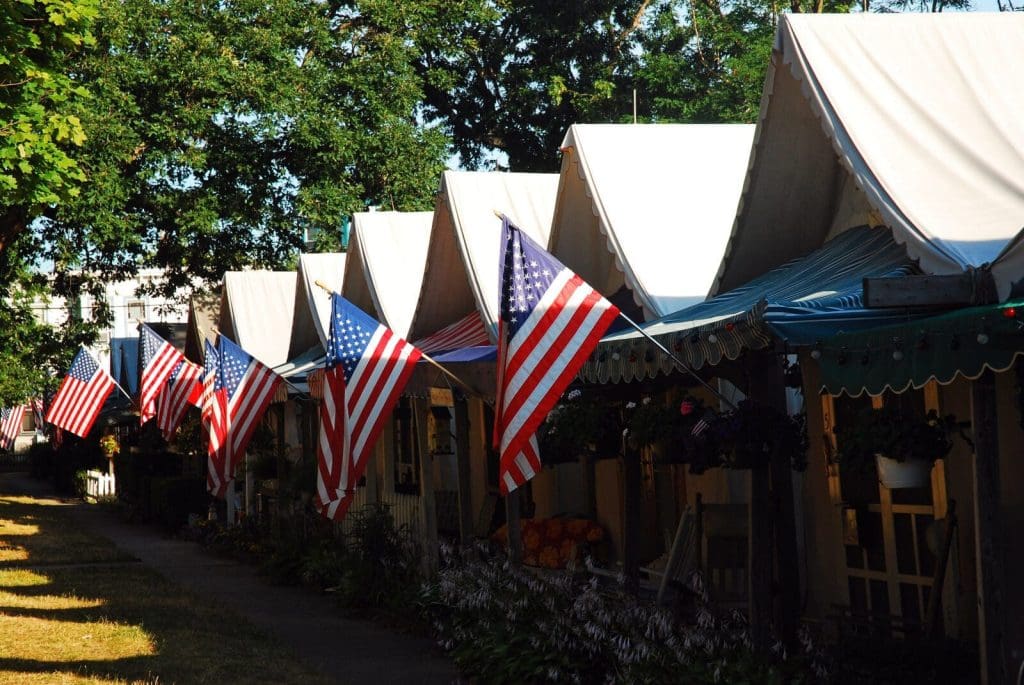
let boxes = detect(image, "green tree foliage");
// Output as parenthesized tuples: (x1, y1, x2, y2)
(0, 0, 98, 250)
(36, 0, 483, 296)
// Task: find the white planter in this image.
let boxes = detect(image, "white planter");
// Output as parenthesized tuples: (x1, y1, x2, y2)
(875, 454, 932, 489)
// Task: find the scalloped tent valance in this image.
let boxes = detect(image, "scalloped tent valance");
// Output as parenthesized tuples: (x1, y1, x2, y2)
(580, 226, 931, 384)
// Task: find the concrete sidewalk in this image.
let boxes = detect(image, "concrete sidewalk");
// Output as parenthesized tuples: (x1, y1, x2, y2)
(2, 473, 459, 685)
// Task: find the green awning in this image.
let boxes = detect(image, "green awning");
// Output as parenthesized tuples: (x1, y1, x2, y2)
(818, 300, 1024, 397)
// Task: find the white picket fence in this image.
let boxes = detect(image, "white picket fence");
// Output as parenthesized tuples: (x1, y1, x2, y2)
(85, 470, 116, 499)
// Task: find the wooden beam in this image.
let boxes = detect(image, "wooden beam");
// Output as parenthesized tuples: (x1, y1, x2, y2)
(971, 370, 1007, 684)
(505, 489, 523, 564)
(454, 395, 474, 546)
(414, 398, 439, 575)
(748, 464, 772, 649)
(863, 273, 994, 308)
(622, 442, 642, 595)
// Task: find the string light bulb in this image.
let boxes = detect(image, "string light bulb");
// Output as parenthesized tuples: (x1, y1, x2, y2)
(810, 342, 822, 360)
(977, 331, 990, 345)
(707, 333, 718, 344)
(837, 346, 849, 366)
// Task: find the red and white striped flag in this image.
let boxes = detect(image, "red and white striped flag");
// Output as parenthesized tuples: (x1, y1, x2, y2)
(202, 336, 281, 498)
(413, 311, 491, 354)
(45, 347, 116, 439)
(139, 324, 186, 424)
(0, 406, 26, 451)
(494, 217, 620, 495)
(317, 293, 422, 521)
(30, 398, 44, 430)
(156, 358, 202, 441)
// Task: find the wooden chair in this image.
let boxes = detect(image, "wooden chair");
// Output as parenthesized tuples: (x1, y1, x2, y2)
(697, 498, 749, 609)
(655, 494, 749, 609)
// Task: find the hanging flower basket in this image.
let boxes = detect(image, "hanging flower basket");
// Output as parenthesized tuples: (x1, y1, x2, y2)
(99, 434, 120, 459)
(874, 453, 932, 489)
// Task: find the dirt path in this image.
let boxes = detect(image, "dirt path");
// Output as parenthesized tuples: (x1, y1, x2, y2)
(1, 472, 459, 685)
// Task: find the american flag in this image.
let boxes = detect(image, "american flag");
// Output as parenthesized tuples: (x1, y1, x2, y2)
(30, 398, 44, 431)
(494, 217, 620, 495)
(317, 294, 422, 521)
(156, 358, 202, 441)
(139, 324, 187, 424)
(202, 336, 281, 498)
(691, 410, 715, 437)
(0, 406, 26, 451)
(45, 347, 116, 439)
(413, 311, 491, 354)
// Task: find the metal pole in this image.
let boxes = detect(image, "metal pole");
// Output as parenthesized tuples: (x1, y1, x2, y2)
(615, 312, 739, 410)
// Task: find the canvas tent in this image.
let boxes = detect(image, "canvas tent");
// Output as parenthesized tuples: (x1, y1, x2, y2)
(219, 271, 307, 368)
(715, 13, 1024, 301)
(342, 212, 431, 339)
(407, 170, 559, 345)
(291, 253, 346, 356)
(550, 124, 755, 320)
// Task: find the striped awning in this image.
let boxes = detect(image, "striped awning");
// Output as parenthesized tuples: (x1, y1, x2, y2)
(581, 226, 933, 384)
(819, 299, 1024, 397)
(413, 311, 491, 355)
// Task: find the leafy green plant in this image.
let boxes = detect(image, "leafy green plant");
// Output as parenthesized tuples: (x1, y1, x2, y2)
(421, 546, 832, 683)
(835, 406, 960, 470)
(539, 389, 619, 461)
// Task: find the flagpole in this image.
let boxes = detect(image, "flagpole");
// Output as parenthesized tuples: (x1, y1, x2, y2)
(615, 312, 739, 411)
(490, 210, 738, 412)
(312, 280, 492, 403)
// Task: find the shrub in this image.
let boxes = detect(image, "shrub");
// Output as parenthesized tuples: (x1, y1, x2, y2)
(421, 547, 832, 684)
(149, 476, 207, 529)
(332, 504, 421, 610)
(28, 442, 54, 479)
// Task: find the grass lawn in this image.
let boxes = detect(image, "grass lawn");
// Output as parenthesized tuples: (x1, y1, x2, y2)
(0, 491, 328, 684)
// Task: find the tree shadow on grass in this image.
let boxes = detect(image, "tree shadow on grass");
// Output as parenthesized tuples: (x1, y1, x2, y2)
(0, 479, 328, 684)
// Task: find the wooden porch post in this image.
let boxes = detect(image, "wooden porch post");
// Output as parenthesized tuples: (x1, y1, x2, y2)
(622, 441, 642, 594)
(749, 353, 801, 648)
(414, 398, 439, 574)
(454, 394, 474, 545)
(971, 369, 1006, 685)
(274, 404, 286, 535)
(506, 489, 523, 564)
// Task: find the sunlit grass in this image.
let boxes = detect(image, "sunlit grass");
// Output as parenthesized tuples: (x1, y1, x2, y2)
(0, 495, 132, 567)
(0, 519, 41, 536)
(0, 614, 155, 662)
(0, 569, 49, 587)
(0, 485, 328, 684)
(0, 542, 30, 562)
(0, 587, 104, 611)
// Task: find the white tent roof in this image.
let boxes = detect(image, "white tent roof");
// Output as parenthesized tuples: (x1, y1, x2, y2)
(715, 13, 1024, 300)
(295, 252, 346, 352)
(408, 171, 559, 342)
(220, 271, 300, 368)
(343, 211, 432, 339)
(550, 124, 755, 319)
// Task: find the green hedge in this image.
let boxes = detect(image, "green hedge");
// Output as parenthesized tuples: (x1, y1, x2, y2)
(149, 476, 208, 529)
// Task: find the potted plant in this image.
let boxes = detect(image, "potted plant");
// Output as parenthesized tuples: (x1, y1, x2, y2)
(834, 405, 958, 489)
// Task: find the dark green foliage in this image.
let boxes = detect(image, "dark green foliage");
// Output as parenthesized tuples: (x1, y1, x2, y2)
(422, 547, 832, 683)
(834, 406, 960, 471)
(149, 476, 208, 529)
(28, 441, 55, 479)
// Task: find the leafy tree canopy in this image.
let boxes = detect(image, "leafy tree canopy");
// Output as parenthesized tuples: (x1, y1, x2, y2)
(0, 0, 98, 250)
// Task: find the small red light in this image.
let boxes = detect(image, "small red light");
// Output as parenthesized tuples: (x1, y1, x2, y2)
(724, 322, 735, 332)
(1003, 307, 1017, 319)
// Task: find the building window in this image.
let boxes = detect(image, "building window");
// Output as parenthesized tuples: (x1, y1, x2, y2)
(126, 300, 146, 322)
(393, 398, 420, 495)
